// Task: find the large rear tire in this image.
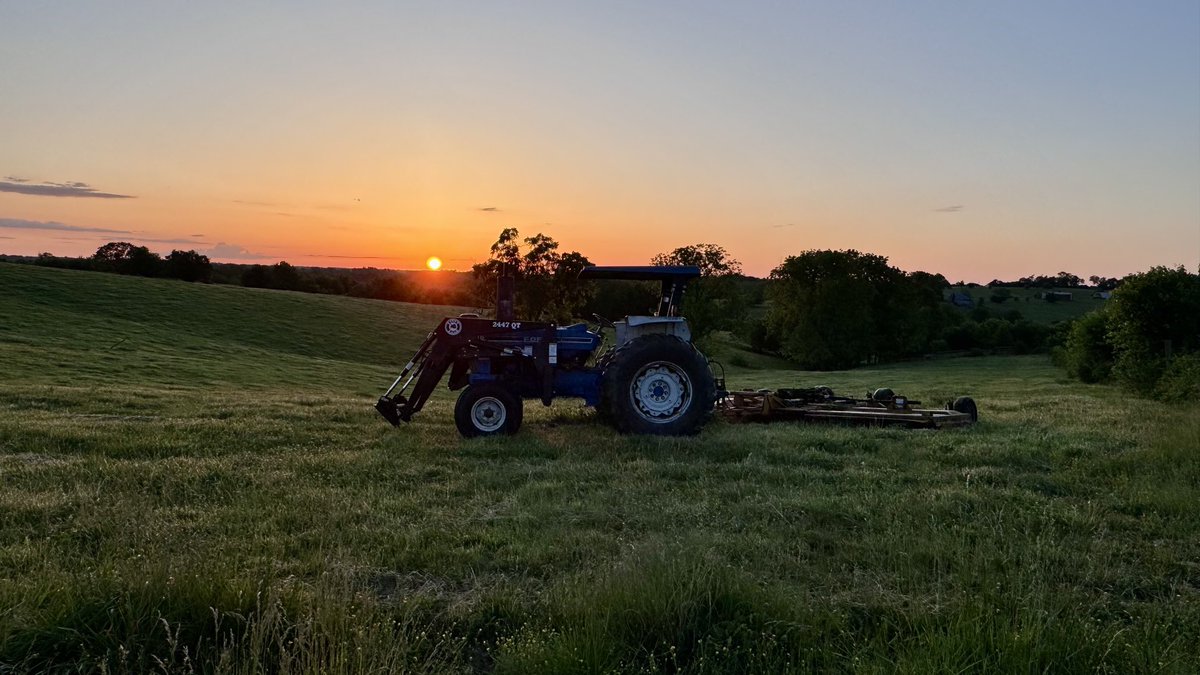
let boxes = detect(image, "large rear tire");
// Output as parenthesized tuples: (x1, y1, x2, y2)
(454, 384, 523, 437)
(601, 335, 715, 435)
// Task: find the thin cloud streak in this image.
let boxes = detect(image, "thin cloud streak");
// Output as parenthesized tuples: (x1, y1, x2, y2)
(138, 236, 213, 246)
(0, 180, 134, 199)
(935, 205, 964, 213)
(0, 217, 131, 234)
(306, 254, 403, 260)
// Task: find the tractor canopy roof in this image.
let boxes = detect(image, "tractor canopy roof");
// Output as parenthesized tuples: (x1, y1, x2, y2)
(578, 266, 701, 282)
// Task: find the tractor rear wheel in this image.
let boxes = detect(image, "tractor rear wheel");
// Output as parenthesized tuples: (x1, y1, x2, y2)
(601, 334, 715, 435)
(454, 384, 523, 437)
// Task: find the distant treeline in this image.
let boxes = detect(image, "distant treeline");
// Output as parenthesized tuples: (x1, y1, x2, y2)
(985, 272, 1121, 290)
(5, 245, 478, 307)
(5, 239, 1157, 374)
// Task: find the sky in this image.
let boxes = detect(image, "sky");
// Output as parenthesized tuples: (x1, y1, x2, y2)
(1, 1, 1197, 281)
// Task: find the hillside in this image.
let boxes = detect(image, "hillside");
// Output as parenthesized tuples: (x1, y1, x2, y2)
(0, 262, 462, 390)
(948, 284, 1108, 323)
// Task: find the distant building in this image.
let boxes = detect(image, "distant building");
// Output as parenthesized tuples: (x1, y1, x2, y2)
(1092, 291, 1112, 300)
(949, 291, 975, 308)
(1038, 291, 1073, 302)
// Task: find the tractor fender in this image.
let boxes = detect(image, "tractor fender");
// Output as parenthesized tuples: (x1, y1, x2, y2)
(614, 316, 692, 347)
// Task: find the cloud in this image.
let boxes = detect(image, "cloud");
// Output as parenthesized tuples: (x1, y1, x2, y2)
(138, 236, 212, 246)
(191, 234, 204, 237)
(306, 254, 401, 260)
(478, 206, 501, 212)
(0, 217, 131, 234)
(770, 223, 797, 229)
(0, 179, 134, 199)
(935, 205, 964, 213)
(0, 235, 13, 239)
(232, 199, 278, 207)
(205, 242, 269, 260)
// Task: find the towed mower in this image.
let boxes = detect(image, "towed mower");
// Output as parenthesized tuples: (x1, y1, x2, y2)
(719, 386, 978, 428)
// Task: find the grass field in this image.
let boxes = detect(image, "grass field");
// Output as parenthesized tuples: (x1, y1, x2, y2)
(1, 262, 1197, 673)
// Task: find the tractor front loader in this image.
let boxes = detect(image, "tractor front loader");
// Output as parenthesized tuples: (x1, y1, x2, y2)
(376, 266, 723, 437)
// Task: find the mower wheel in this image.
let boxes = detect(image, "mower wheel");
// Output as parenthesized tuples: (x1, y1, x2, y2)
(872, 387, 895, 402)
(602, 334, 715, 435)
(454, 384, 523, 438)
(951, 396, 978, 422)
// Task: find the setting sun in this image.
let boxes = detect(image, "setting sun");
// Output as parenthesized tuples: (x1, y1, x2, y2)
(426, 256, 442, 271)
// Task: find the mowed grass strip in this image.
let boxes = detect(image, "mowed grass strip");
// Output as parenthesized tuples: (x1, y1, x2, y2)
(1, 263, 1197, 673)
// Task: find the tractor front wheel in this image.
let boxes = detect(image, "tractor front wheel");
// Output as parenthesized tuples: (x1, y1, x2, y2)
(601, 334, 715, 435)
(454, 384, 523, 437)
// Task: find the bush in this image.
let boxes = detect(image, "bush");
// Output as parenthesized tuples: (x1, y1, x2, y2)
(1058, 266, 1200, 398)
(1154, 354, 1200, 402)
(1062, 311, 1114, 383)
(1107, 266, 1200, 393)
(745, 318, 780, 354)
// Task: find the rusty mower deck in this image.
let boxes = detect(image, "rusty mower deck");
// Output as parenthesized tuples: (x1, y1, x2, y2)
(719, 387, 977, 429)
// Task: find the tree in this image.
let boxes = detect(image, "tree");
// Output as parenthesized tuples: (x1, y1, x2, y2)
(164, 249, 213, 282)
(241, 264, 270, 288)
(650, 244, 745, 340)
(471, 228, 594, 322)
(765, 250, 901, 369)
(761, 251, 953, 368)
(92, 241, 162, 277)
(650, 243, 742, 277)
(1055, 271, 1083, 288)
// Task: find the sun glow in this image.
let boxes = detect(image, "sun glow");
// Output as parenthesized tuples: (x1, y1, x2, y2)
(426, 256, 443, 271)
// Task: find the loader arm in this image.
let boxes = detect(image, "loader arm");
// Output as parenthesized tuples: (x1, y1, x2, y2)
(375, 316, 558, 426)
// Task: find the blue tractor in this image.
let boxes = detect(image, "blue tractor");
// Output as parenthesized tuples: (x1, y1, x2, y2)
(375, 266, 723, 437)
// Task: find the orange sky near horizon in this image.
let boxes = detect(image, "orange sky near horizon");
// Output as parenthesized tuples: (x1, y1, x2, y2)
(2, 2, 1197, 282)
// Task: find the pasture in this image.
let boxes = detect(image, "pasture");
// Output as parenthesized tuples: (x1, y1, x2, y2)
(947, 285, 1108, 323)
(1, 263, 1196, 673)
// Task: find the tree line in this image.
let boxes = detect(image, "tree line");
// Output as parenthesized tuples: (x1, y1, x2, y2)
(25, 242, 478, 306)
(17, 236, 1191, 400)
